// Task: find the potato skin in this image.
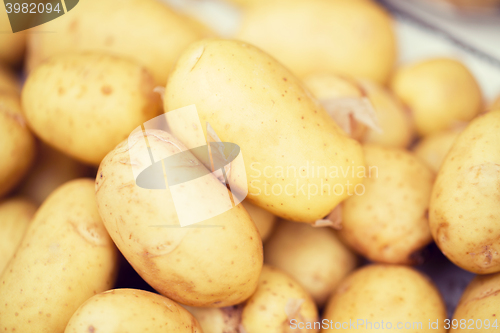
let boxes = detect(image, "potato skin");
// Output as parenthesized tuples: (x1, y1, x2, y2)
(391, 58, 482, 136)
(22, 53, 161, 165)
(321, 265, 447, 333)
(0, 93, 36, 198)
(0, 10, 25, 65)
(242, 200, 277, 241)
(165, 38, 364, 223)
(264, 220, 357, 306)
(241, 265, 319, 333)
(429, 110, 500, 274)
(95, 129, 263, 307)
(27, 0, 211, 85)
(0, 66, 20, 95)
(0, 197, 36, 274)
(65, 289, 202, 333)
(0, 179, 117, 333)
(451, 273, 500, 333)
(339, 145, 434, 264)
(184, 305, 243, 333)
(237, 0, 396, 83)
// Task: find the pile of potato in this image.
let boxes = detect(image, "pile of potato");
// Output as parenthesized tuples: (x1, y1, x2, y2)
(1, 0, 499, 332)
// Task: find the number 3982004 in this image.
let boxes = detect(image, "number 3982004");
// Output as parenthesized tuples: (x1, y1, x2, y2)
(5, 2, 62, 14)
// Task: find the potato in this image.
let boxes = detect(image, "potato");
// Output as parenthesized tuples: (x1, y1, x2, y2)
(0, 179, 118, 332)
(0, 92, 36, 198)
(22, 53, 161, 165)
(0, 197, 36, 274)
(243, 200, 277, 241)
(321, 265, 447, 333)
(413, 127, 464, 174)
(65, 289, 202, 333)
(0, 66, 20, 95)
(16, 143, 92, 204)
(264, 220, 357, 306)
(165, 39, 364, 223)
(339, 145, 434, 264)
(490, 95, 500, 111)
(391, 58, 482, 136)
(237, 0, 396, 84)
(184, 305, 243, 333)
(241, 265, 319, 333)
(27, 0, 212, 85)
(0, 9, 26, 65)
(96, 129, 263, 307)
(451, 273, 500, 333)
(429, 110, 500, 274)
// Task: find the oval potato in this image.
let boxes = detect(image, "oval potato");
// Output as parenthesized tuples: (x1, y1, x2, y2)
(27, 0, 212, 85)
(429, 109, 500, 274)
(65, 289, 202, 333)
(237, 0, 396, 83)
(0, 197, 36, 274)
(0, 179, 117, 333)
(321, 265, 447, 333)
(340, 145, 434, 264)
(96, 129, 263, 307)
(165, 38, 364, 223)
(242, 200, 277, 241)
(22, 53, 161, 165)
(391, 58, 482, 136)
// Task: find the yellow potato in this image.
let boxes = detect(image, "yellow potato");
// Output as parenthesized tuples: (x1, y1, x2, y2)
(413, 127, 464, 174)
(16, 143, 91, 205)
(0, 66, 20, 95)
(321, 265, 447, 333)
(391, 58, 482, 136)
(241, 265, 319, 333)
(22, 53, 161, 165)
(429, 109, 500, 274)
(242, 200, 277, 241)
(184, 305, 243, 333)
(27, 0, 212, 85)
(237, 0, 396, 83)
(451, 273, 500, 333)
(264, 220, 357, 306)
(0, 197, 36, 274)
(0, 179, 117, 333)
(340, 145, 434, 264)
(0, 92, 35, 198)
(65, 289, 202, 333)
(165, 39, 364, 223)
(490, 95, 500, 111)
(96, 129, 263, 307)
(0, 9, 26, 65)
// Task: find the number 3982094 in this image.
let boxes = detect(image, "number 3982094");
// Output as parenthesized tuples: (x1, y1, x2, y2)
(5, 2, 62, 14)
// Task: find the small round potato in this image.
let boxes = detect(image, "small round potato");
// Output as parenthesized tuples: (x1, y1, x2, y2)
(321, 265, 447, 333)
(0, 179, 118, 333)
(237, 0, 396, 83)
(241, 265, 319, 333)
(0, 10, 26, 65)
(0, 66, 20, 95)
(65, 289, 203, 333)
(264, 220, 357, 306)
(339, 145, 434, 264)
(0, 93, 36, 198)
(391, 58, 482, 136)
(22, 53, 161, 165)
(451, 273, 500, 333)
(242, 200, 277, 241)
(0, 197, 36, 274)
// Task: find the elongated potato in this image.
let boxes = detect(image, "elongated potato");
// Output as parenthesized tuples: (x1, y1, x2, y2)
(339, 145, 434, 264)
(429, 109, 500, 274)
(321, 265, 447, 333)
(0, 66, 20, 95)
(243, 200, 277, 241)
(27, 0, 212, 85)
(0, 179, 118, 333)
(96, 129, 263, 307)
(264, 220, 357, 306)
(391, 58, 482, 136)
(22, 53, 161, 165)
(237, 0, 396, 83)
(0, 197, 36, 274)
(65, 289, 202, 333)
(451, 273, 500, 333)
(0, 92, 35, 198)
(241, 265, 319, 333)
(0, 9, 25, 65)
(413, 127, 464, 173)
(165, 39, 364, 223)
